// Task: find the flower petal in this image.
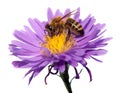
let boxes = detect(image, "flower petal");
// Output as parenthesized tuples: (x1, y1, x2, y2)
(59, 64, 65, 73)
(64, 8, 70, 15)
(12, 60, 40, 68)
(60, 53, 72, 61)
(69, 60, 78, 67)
(77, 24, 105, 46)
(14, 30, 39, 46)
(74, 8, 80, 21)
(28, 66, 45, 84)
(71, 55, 82, 61)
(71, 48, 85, 56)
(33, 18, 45, 31)
(84, 17, 96, 34)
(81, 15, 91, 28)
(54, 61, 65, 73)
(10, 40, 40, 52)
(24, 26, 42, 43)
(79, 59, 87, 66)
(47, 8, 54, 22)
(55, 9, 63, 16)
(28, 18, 44, 41)
(86, 49, 107, 56)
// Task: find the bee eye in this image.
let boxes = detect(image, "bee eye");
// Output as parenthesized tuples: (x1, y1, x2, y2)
(48, 26, 52, 31)
(45, 24, 53, 31)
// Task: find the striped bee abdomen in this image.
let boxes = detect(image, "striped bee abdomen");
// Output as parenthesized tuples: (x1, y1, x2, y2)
(65, 18, 84, 36)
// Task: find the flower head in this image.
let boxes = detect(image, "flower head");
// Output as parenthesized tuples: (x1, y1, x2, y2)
(9, 8, 111, 84)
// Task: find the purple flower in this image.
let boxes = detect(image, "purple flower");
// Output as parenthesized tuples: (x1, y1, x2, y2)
(9, 8, 111, 84)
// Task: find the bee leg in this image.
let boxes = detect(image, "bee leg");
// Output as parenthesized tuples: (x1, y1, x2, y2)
(44, 29, 47, 37)
(65, 28, 71, 43)
(56, 24, 64, 35)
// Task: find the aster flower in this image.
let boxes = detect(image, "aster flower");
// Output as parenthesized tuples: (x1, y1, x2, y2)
(9, 8, 111, 93)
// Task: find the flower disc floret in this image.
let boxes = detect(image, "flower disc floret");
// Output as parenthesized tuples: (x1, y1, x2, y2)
(42, 32, 75, 54)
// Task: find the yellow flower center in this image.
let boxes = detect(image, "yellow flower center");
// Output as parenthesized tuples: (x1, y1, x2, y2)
(42, 32, 75, 54)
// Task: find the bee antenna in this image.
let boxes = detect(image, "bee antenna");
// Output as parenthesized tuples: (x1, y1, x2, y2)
(58, 8, 79, 22)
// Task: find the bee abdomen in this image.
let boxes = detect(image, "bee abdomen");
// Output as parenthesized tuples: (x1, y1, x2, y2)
(74, 24, 84, 35)
(66, 18, 84, 36)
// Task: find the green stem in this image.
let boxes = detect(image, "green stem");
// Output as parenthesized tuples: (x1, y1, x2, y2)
(60, 63, 72, 93)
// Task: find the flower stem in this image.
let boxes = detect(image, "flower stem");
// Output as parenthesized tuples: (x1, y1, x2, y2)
(60, 63, 72, 93)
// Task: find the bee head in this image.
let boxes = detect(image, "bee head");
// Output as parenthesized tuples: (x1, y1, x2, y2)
(45, 23, 55, 37)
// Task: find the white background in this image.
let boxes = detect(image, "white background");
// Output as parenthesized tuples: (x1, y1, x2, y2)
(0, 0, 120, 93)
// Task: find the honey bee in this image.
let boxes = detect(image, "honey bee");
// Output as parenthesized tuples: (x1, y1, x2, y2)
(45, 9, 84, 40)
